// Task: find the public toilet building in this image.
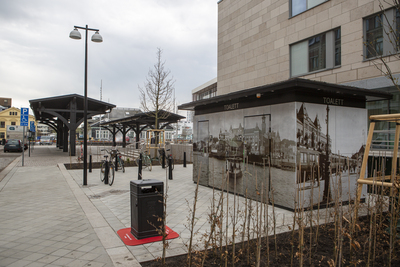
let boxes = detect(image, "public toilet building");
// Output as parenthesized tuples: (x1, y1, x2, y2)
(179, 78, 391, 210)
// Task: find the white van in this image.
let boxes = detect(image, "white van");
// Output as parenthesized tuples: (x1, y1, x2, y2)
(40, 136, 53, 145)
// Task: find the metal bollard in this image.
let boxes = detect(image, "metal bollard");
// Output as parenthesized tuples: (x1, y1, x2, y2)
(89, 155, 92, 173)
(115, 153, 118, 171)
(162, 152, 165, 169)
(168, 157, 173, 180)
(138, 153, 142, 180)
(183, 152, 186, 167)
(104, 161, 109, 184)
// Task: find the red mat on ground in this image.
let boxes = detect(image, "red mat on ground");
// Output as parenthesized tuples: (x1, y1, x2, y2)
(117, 226, 179, 246)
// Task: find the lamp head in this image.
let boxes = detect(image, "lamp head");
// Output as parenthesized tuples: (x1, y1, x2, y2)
(91, 31, 103, 43)
(69, 28, 81, 40)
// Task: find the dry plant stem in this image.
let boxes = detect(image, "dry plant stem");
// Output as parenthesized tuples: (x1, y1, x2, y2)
(161, 167, 169, 265)
(367, 172, 376, 267)
(291, 170, 300, 267)
(232, 173, 236, 267)
(271, 188, 278, 259)
(225, 171, 229, 267)
(255, 173, 260, 267)
(219, 167, 224, 262)
(241, 158, 248, 252)
(316, 164, 321, 244)
(188, 163, 202, 267)
(310, 165, 314, 266)
(267, 159, 271, 267)
(256, 182, 263, 267)
(201, 174, 225, 267)
(246, 192, 252, 265)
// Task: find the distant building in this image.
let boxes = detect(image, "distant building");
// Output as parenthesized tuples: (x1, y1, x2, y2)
(37, 123, 52, 136)
(0, 98, 12, 109)
(0, 107, 36, 140)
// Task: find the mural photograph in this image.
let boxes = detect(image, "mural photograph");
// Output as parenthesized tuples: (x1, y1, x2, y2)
(193, 102, 367, 210)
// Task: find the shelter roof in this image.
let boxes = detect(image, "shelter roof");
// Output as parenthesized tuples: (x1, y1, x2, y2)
(98, 110, 185, 128)
(30, 94, 116, 124)
(178, 78, 393, 111)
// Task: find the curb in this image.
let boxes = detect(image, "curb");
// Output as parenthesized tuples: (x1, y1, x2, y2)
(58, 163, 142, 267)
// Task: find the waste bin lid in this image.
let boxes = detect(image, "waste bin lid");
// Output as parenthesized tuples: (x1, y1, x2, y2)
(130, 179, 163, 195)
(130, 179, 163, 186)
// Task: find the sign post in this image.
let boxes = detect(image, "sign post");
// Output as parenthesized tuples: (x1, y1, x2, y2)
(29, 121, 35, 157)
(20, 108, 29, 166)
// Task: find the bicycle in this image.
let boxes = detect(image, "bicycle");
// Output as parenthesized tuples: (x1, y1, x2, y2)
(100, 149, 115, 186)
(136, 150, 152, 171)
(158, 148, 174, 170)
(111, 149, 125, 173)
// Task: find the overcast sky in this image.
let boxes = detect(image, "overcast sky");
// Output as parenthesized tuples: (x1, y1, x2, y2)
(0, 0, 217, 116)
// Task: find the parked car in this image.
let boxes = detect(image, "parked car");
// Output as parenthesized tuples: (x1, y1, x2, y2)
(40, 136, 53, 145)
(4, 139, 23, 152)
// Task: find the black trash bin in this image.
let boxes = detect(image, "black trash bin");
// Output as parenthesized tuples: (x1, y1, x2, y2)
(130, 179, 163, 239)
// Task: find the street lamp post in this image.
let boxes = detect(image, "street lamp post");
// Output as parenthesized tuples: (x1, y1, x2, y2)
(70, 25, 103, 185)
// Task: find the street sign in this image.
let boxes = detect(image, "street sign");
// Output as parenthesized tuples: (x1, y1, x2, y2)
(20, 108, 29, 126)
(30, 121, 36, 132)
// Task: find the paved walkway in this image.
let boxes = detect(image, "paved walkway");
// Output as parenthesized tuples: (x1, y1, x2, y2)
(0, 145, 299, 266)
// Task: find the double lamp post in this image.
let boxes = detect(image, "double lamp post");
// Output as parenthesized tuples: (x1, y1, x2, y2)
(69, 25, 103, 185)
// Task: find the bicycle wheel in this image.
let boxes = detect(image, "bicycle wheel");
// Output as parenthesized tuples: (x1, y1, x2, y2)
(120, 159, 125, 173)
(109, 162, 115, 186)
(100, 161, 106, 182)
(145, 156, 152, 171)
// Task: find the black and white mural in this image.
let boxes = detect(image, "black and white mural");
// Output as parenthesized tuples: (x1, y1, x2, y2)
(193, 101, 367, 209)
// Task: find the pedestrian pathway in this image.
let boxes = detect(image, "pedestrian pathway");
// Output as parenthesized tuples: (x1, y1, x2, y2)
(0, 145, 303, 266)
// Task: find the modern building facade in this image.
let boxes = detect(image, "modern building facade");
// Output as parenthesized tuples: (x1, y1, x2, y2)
(180, 0, 399, 209)
(217, 0, 399, 95)
(216, 0, 399, 148)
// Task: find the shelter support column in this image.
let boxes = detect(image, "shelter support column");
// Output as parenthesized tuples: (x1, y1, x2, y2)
(70, 129, 76, 156)
(122, 125, 127, 148)
(57, 119, 63, 149)
(63, 124, 69, 153)
(112, 125, 116, 147)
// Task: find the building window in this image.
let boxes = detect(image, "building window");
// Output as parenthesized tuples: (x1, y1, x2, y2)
(290, 28, 340, 77)
(396, 10, 400, 49)
(0, 122, 4, 128)
(308, 34, 326, 72)
(291, 0, 328, 17)
(365, 13, 383, 58)
(0, 132, 4, 139)
(364, 8, 399, 59)
(335, 28, 341, 66)
(11, 122, 16, 125)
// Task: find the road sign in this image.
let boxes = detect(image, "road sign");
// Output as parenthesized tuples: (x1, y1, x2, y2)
(30, 121, 36, 132)
(20, 108, 29, 126)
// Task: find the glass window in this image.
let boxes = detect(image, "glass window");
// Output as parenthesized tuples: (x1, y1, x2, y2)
(367, 87, 400, 149)
(291, 0, 327, 17)
(291, 0, 306, 17)
(11, 122, 16, 125)
(291, 28, 339, 77)
(366, 13, 383, 58)
(308, 34, 326, 72)
(291, 40, 308, 76)
(335, 28, 341, 66)
(396, 10, 400, 49)
(0, 121, 4, 128)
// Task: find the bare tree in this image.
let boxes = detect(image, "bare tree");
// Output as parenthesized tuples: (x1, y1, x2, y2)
(365, 0, 400, 91)
(138, 48, 175, 129)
